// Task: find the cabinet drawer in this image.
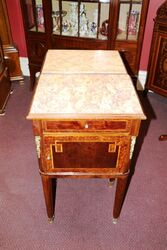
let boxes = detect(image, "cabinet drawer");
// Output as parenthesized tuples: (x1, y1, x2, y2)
(42, 120, 131, 133)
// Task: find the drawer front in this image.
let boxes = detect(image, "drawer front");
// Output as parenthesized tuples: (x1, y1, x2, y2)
(42, 120, 132, 133)
(41, 133, 131, 175)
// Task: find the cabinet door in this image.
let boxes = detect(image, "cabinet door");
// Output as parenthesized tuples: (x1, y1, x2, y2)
(116, 0, 143, 41)
(42, 134, 131, 176)
(146, 34, 167, 97)
(22, 0, 46, 33)
(145, 2, 167, 97)
(0, 0, 13, 45)
(114, 0, 148, 76)
(152, 36, 167, 95)
(51, 0, 110, 40)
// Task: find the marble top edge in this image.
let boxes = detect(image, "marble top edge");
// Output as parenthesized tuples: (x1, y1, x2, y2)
(41, 72, 128, 75)
(27, 113, 146, 120)
(46, 49, 120, 53)
(38, 73, 131, 79)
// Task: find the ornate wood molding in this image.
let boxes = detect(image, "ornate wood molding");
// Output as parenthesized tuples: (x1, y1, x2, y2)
(156, 1, 167, 22)
(145, 0, 167, 96)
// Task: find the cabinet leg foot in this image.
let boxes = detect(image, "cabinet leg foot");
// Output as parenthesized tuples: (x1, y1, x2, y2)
(108, 178, 115, 188)
(159, 135, 167, 141)
(48, 215, 55, 224)
(112, 217, 119, 224)
(0, 110, 5, 116)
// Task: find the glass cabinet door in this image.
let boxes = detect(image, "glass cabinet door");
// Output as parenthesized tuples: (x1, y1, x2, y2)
(117, 0, 142, 41)
(24, 0, 45, 32)
(51, 0, 110, 40)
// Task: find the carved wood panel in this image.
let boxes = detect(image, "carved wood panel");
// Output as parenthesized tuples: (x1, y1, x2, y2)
(154, 38, 167, 91)
(145, 1, 167, 97)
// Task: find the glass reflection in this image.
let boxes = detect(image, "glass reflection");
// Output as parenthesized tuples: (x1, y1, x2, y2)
(25, 0, 45, 32)
(117, 1, 142, 41)
(51, 0, 109, 40)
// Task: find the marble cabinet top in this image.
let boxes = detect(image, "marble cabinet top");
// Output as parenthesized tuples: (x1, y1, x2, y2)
(41, 50, 127, 75)
(27, 73, 146, 120)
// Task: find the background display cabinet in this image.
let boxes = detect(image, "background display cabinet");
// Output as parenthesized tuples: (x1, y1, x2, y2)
(145, 1, 167, 97)
(0, 0, 23, 83)
(0, 38, 12, 115)
(20, 0, 150, 89)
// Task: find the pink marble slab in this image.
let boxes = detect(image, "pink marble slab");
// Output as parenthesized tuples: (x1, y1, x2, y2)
(41, 50, 127, 75)
(27, 73, 146, 120)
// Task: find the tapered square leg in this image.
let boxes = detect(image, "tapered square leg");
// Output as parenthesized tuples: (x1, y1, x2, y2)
(41, 175, 57, 223)
(113, 176, 128, 223)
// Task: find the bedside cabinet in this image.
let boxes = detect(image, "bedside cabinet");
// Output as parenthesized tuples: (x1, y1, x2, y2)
(27, 50, 146, 223)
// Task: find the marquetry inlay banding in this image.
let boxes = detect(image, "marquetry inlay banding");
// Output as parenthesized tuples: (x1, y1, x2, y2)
(108, 143, 116, 153)
(55, 142, 63, 153)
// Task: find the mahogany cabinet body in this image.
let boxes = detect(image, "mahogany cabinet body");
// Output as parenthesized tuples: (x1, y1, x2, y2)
(27, 49, 145, 222)
(0, 0, 23, 83)
(145, 1, 167, 97)
(0, 38, 12, 115)
(32, 117, 141, 222)
(20, 0, 150, 90)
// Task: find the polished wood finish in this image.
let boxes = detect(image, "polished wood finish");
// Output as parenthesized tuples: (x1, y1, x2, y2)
(3, 45, 24, 82)
(0, 38, 12, 115)
(0, 0, 23, 83)
(20, 0, 150, 90)
(145, 1, 167, 97)
(41, 175, 56, 222)
(27, 50, 146, 222)
(145, 1, 167, 141)
(159, 134, 167, 141)
(32, 117, 141, 222)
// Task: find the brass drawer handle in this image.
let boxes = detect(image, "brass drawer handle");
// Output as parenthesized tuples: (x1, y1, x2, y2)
(55, 143, 63, 153)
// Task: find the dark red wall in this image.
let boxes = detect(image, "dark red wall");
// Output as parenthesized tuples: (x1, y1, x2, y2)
(6, 0, 27, 57)
(6, 0, 165, 70)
